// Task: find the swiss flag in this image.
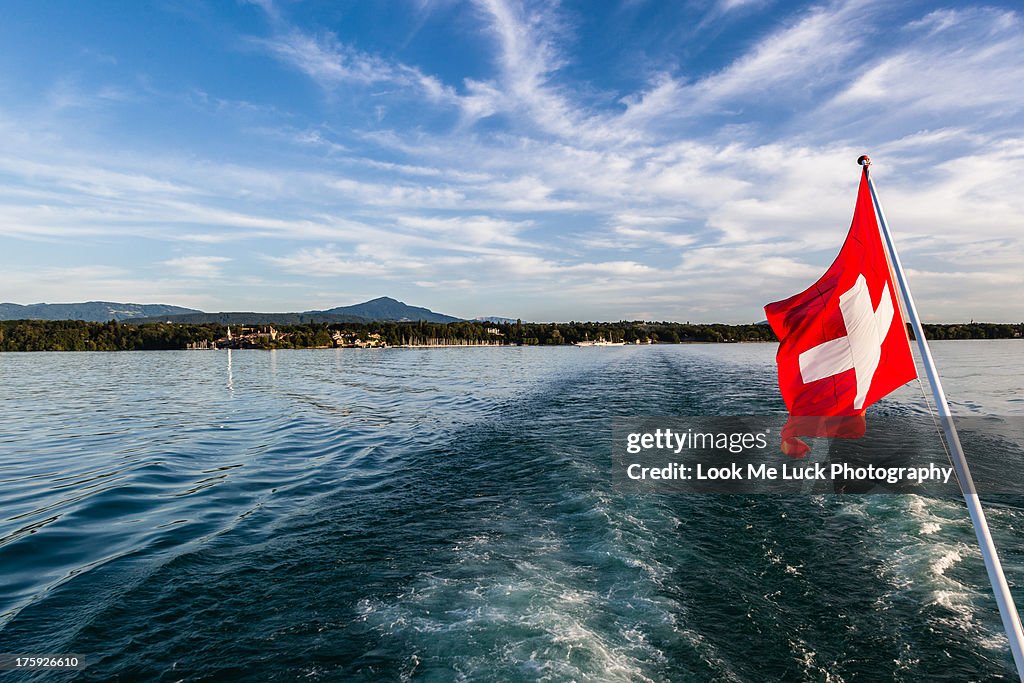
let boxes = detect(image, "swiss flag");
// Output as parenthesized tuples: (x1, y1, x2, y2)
(764, 168, 916, 456)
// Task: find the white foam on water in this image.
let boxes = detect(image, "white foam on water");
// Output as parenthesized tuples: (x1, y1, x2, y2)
(866, 495, 1007, 653)
(359, 581, 658, 681)
(790, 636, 846, 683)
(354, 520, 670, 682)
(674, 627, 744, 683)
(893, 641, 921, 671)
(977, 630, 1010, 652)
(930, 547, 964, 578)
(838, 492, 1013, 676)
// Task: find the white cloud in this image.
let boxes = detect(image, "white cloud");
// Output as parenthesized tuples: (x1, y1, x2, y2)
(265, 246, 432, 278)
(611, 226, 696, 249)
(3, 1, 1024, 321)
(718, 0, 767, 12)
(330, 177, 465, 209)
(248, 3, 462, 108)
(831, 7, 1024, 116)
(256, 30, 405, 87)
(162, 256, 232, 278)
(0, 265, 216, 310)
(395, 215, 536, 246)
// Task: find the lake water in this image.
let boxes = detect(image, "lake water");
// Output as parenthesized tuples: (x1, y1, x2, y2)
(1, 342, 1023, 681)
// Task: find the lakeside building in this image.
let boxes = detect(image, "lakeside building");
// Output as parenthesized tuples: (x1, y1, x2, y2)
(216, 326, 282, 349)
(332, 331, 386, 348)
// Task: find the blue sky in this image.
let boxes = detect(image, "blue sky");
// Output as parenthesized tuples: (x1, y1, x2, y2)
(1, 0, 1022, 322)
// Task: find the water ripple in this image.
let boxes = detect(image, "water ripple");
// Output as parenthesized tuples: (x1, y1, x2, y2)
(0, 343, 1022, 680)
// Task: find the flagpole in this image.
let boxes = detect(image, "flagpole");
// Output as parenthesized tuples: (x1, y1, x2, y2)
(859, 155, 1024, 680)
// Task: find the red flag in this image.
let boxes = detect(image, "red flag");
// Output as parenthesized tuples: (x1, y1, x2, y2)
(764, 168, 916, 456)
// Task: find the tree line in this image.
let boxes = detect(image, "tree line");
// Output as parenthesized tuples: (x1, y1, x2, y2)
(0, 319, 1020, 352)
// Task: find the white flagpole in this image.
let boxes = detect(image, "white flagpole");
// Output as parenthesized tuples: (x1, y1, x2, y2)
(860, 155, 1024, 680)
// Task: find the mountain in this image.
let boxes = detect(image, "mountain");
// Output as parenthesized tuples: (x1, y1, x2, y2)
(5, 296, 462, 325)
(0, 301, 201, 322)
(130, 312, 369, 325)
(314, 297, 461, 323)
(129, 297, 462, 325)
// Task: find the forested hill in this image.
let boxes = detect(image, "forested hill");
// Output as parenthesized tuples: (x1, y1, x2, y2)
(129, 312, 368, 325)
(130, 297, 461, 325)
(0, 296, 461, 325)
(317, 296, 461, 323)
(0, 302, 199, 322)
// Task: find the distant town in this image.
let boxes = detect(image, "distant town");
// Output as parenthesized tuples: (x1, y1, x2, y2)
(201, 326, 391, 350)
(0, 296, 1020, 352)
(0, 319, 1020, 353)
(0, 319, 768, 352)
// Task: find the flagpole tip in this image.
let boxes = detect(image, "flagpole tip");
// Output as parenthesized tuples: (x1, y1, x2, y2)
(857, 154, 871, 167)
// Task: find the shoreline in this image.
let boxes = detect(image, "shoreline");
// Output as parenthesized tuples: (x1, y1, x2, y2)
(2, 338, 1020, 354)
(2, 319, 1019, 352)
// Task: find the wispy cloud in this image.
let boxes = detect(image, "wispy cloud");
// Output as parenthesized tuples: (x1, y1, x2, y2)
(256, 30, 410, 87)
(682, 0, 872, 111)
(830, 7, 1023, 117)
(248, 3, 459, 107)
(395, 215, 536, 247)
(2, 0, 1023, 321)
(0, 265, 215, 310)
(162, 256, 232, 278)
(265, 246, 432, 278)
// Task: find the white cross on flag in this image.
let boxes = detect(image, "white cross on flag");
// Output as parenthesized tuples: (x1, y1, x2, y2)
(764, 168, 917, 455)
